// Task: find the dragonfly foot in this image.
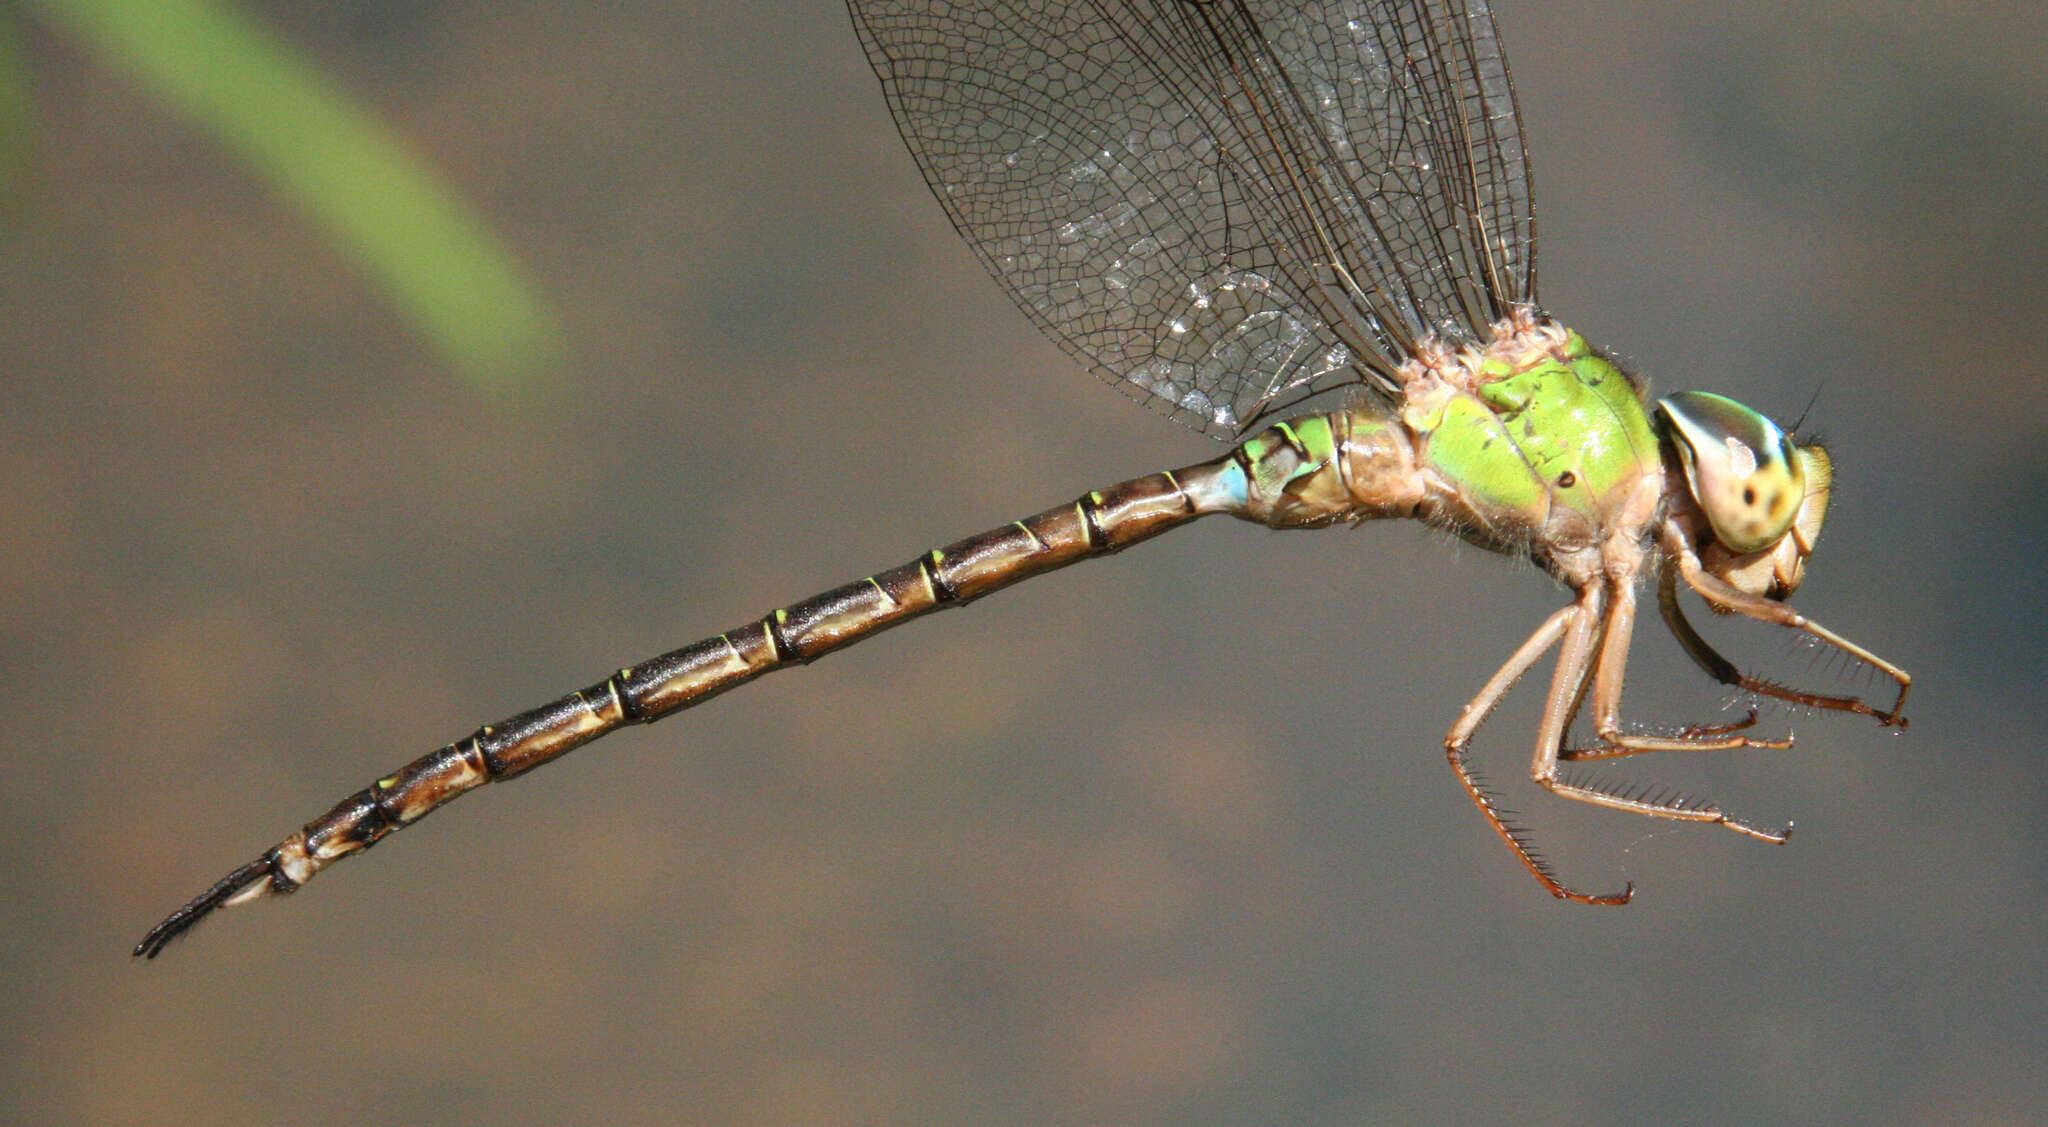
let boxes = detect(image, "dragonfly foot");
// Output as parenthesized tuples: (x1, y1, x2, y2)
(1554, 879, 1633, 906)
(1720, 815, 1793, 845)
(1558, 717, 1794, 760)
(1676, 708, 1764, 740)
(1879, 674, 1912, 728)
(1880, 700, 1910, 730)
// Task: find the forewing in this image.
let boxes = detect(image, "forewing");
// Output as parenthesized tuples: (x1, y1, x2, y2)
(847, 0, 1535, 438)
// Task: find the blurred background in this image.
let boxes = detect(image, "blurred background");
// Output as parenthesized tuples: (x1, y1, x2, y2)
(4, 1, 2042, 1124)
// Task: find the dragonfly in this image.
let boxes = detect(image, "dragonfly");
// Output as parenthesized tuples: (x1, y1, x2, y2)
(136, 0, 1910, 957)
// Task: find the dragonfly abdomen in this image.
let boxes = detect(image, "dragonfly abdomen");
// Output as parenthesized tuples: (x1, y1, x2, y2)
(136, 406, 1437, 956)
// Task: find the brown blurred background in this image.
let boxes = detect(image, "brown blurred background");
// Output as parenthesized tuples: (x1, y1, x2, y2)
(4, 2, 2043, 1124)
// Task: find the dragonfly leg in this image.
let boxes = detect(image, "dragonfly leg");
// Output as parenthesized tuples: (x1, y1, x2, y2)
(1557, 708, 1791, 761)
(1442, 598, 1632, 905)
(1558, 570, 1793, 762)
(1534, 575, 1791, 844)
(1664, 537, 1911, 727)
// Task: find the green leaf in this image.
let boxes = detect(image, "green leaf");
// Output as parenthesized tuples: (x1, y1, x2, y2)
(30, 0, 566, 394)
(0, 9, 34, 209)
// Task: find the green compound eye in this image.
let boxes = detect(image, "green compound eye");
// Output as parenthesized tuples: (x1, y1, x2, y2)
(1658, 390, 1814, 554)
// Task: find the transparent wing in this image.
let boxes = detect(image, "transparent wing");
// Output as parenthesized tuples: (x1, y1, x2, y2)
(847, 0, 1535, 439)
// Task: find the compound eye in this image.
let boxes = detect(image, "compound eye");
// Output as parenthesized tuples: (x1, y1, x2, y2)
(1658, 391, 1807, 553)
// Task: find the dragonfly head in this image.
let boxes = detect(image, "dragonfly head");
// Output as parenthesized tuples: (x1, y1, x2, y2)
(1657, 390, 1831, 599)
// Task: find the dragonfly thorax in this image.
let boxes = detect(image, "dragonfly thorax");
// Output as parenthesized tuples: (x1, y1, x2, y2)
(1389, 317, 1665, 582)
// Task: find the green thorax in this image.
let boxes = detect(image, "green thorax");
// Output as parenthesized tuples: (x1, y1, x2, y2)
(1400, 325, 1661, 553)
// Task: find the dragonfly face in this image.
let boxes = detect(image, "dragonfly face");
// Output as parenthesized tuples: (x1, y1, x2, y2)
(1658, 390, 1831, 600)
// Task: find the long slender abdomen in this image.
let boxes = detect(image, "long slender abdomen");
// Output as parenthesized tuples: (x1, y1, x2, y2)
(134, 408, 1422, 957)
